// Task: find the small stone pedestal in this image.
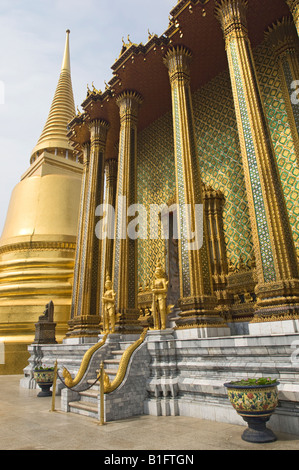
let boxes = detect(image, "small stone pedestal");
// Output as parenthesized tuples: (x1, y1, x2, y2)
(33, 301, 57, 345)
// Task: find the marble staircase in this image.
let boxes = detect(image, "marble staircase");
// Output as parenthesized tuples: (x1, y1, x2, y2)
(67, 336, 134, 419)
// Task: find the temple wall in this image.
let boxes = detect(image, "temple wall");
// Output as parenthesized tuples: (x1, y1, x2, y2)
(137, 38, 299, 287)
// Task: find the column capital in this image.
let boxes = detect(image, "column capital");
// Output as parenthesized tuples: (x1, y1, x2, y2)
(116, 90, 143, 123)
(163, 45, 192, 86)
(105, 157, 118, 182)
(215, 0, 248, 42)
(88, 119, 109, 145)
(265, 16, 299, 59)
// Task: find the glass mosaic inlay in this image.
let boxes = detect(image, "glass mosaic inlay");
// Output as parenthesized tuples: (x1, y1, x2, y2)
(282, 57, 299, 131)
(254, 42, 299, 255)
(136, 37, 298, 287)
(229, 39, 276, 283)
(173, 85, 191, 297)
(113, 126, 125, 301)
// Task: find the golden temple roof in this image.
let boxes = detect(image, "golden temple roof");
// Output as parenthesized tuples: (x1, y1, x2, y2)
(30, 30, 76, 162)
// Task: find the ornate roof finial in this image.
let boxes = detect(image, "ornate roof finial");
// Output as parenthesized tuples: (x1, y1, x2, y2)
(30, 29, 75, 162)
(148, 29, 154, 40)
(61, 29, 71, 72)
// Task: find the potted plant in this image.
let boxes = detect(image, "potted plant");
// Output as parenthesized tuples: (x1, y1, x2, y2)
(33, 364, 55, 397)
(224, 377, 279, 443)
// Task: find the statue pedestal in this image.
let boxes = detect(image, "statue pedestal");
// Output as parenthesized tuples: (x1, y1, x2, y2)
(146, 328, 175, 342)
(249, 318, 299, 335)
(174, 325, 231, 340)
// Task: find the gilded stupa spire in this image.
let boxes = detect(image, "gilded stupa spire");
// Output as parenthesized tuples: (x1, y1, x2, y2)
(30, 29, 76, 163)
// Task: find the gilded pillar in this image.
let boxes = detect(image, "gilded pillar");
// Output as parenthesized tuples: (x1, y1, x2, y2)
(164, 46, 224, 329)
(265, 17, 299, 166)
(67, 119, 109, 337)
(112, 91, 143, 333)
(215, 0, 299, 318)
(99, 157, 118, 327)
(286, 0, 299, 35)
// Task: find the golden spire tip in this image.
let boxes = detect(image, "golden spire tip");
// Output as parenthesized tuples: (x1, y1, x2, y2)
(61, 29, 71, 72)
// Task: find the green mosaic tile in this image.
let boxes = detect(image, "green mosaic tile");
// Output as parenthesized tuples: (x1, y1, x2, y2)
(254, 41, 299, 254)
(192, 69, 253, 267)
(136, 38, 299, 286)
(137, 112, 175, 286)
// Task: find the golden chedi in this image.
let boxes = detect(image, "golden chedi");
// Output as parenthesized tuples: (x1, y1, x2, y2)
(0, 30, 83, 374)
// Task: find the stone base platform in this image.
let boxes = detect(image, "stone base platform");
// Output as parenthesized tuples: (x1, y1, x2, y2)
(20, 326, 299, 436)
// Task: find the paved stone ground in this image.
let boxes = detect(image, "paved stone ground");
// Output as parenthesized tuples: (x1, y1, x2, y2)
(0, 375, 298, 452)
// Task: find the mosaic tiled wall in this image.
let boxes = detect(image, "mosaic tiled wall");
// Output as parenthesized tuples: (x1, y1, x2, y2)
(137, 112, 175, 286)
(192, 69, 254, 268)
(136, 39, 299, 287)
(254, 41, 299, 254)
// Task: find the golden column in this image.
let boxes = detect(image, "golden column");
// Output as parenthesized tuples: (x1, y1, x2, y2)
(98, 157, 118, 326)
(164, 46, 224, 330)
(112, 91, 143, 333)
(215, 0, 299, 318)
(286, 0, 299, 35)
(265, 17, 299, 166)
(67, 119, 109, 338)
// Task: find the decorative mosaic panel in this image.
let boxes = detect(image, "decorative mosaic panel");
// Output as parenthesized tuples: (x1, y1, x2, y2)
(113, 126, 125, 299)
(137, 81, 253, 286)
(136, 38, 299, 286)
(281, 57, 299, 131)
(173, 85, 192, 297)
(192, 68, 254, 268)
(254, 41, 299, 255)
(228, 39, 276, 283)
(137, 112, 175, 287)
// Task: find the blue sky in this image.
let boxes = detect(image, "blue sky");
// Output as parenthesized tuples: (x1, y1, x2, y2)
(0, 0, 175, 233)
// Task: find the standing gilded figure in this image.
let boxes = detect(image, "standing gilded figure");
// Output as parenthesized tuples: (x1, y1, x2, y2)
(151, 262, 169, 330)
(102, 273, 116, 333)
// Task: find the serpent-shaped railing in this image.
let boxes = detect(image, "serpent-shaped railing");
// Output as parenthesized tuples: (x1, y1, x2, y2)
(104, 328, 148, 394)
(59, 328, 148, 393)
(61, 334, 108, 388)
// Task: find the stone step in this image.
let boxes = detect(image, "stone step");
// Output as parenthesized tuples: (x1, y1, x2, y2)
(87, 378, 100, 387)
(118, 342, 134, 351)
(111, 350, 126, 356)
(79, 389, 99, 401)
(175, 360, 297, 374)
(68, 400, 98, 418)
(104, 359, 121, 365)
(103, 363, 120, 372)
(94, 366, 118, 376)
(104, 368, 118, 376)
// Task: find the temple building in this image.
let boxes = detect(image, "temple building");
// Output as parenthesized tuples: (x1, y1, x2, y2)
(1, 0, 299, 436)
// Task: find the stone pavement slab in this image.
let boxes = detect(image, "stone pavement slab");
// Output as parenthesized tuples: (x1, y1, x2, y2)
(0, 375, 298, 452)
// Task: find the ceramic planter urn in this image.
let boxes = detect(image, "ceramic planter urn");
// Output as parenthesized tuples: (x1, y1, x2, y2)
(224, 381, 279, 443)
(33, 369, 55, 397)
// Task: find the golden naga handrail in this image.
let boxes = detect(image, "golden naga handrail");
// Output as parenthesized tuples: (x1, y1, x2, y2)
(62, 334, 108, 388)
(104, 328, 148, 394)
